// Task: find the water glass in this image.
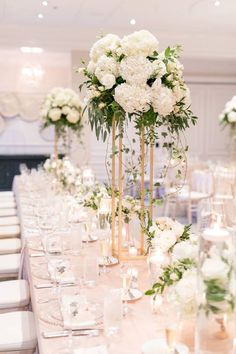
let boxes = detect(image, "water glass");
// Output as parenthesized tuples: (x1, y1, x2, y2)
(104, 289, 123, 336)
(70, 223, 82, 255)
(83, 256, 99, 286)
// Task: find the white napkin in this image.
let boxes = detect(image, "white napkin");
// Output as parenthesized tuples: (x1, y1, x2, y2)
(61, 295, 96, 329)
(47, 260, 75, 284)
(73, 346, 108, 354)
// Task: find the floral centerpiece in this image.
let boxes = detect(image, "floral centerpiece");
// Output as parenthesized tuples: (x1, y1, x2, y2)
(145, 217, 197, 314)
(79, 30, 197, 260)
(219, 95, 236, 141)
(83, 183, 110, 212)
(80, 30, 196, 143)
(40, 87, 83, 156)
(145, 218, 235, 319)
(44, 156, 83, 194)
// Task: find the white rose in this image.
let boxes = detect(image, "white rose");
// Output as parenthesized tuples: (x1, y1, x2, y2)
(90, 34, 121, 62)
(49, 108, 61, 121)
(228, 110, 236, 123)
(172, 220, 185, 238)
(87, 60, 96, 74)
(172, 241, 198, 262)
(201, 257, 229, 280)
(62, 106, 70, 115)
(175, 270, 197, 307)
(153, 229, 177, 252)
(100, 73, 116, 89)
(66, 108, 80, 124)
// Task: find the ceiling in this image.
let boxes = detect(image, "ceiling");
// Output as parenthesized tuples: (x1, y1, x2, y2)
(0, 0, 236, 58)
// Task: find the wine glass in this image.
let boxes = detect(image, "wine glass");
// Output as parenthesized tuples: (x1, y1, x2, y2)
(120, 263, 132, 316)
(99, 235, 111, 274)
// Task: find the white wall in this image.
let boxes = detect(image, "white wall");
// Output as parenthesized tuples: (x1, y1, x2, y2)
(0, 50, 71, 155)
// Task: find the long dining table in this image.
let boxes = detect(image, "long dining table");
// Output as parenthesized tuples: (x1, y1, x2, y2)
(13, 175, 171, 354)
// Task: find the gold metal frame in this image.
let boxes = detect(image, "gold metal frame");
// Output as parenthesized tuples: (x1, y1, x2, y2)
(111, 119, 154, 261)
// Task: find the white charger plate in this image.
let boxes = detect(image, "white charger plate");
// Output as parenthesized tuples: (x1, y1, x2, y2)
(142, 338, 189, 354)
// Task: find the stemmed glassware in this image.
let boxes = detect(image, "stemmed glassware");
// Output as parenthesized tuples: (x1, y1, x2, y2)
(99, 235, 111, 273)
(120, 263, 132, 316)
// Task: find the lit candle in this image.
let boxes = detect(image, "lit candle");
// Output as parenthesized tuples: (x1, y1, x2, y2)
(129, 245, 138, 256)
(203, 226, 229, 242)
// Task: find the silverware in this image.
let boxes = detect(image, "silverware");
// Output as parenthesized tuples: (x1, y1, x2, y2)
(35, 282, 77, 289)
(42, 329, 100, 338)
(128, 289, 136, 300)
(30, 252, 45, 257)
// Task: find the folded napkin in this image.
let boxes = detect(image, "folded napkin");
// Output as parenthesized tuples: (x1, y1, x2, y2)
(47, 259, 75, 284)
(73, 346, 108, 354)
(42, 236, 62, 254)
(61, 295, 96, 329)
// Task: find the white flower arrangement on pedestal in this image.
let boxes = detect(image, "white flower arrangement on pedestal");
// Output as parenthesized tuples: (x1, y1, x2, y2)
(80, 30, 197, 147)
(40, 87, 83, 139)
(219, 95, 236, 138)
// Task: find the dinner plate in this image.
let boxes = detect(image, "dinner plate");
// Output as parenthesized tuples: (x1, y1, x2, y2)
(122, 288, 143, 302)
(141, 338, 189, 354)
(98, 256, 119, 267)
(40, 300, 103, 329)
(82, 234, 98, 242)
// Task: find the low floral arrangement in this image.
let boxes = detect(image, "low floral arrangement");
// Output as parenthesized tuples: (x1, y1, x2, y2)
(145, 218, 234, 317)
(117, 195, 141, 224)
(83, 183, 110, 211)
(219, 95, 236, 129)
(40, 87, 83, 139)
(44, 157, 83, 193)
(145, 218, 197, 316)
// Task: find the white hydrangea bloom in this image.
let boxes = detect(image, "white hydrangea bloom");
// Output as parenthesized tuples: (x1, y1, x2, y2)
(119, 55, 153, 85)
(151, 84, 176, 116)
(228, 110, 236, 122)
(114, 83, 151, 114)
(90, 34, 121, 62)
(120, 30, 159, 57)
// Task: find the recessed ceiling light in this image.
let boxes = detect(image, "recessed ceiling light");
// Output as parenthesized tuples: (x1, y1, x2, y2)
(42, 1, 48, 6)
(20, 46, 43, 53)
(214, 0, 220, 6)
(38, 13, 44, 19)
(130, 18, 136, 25)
